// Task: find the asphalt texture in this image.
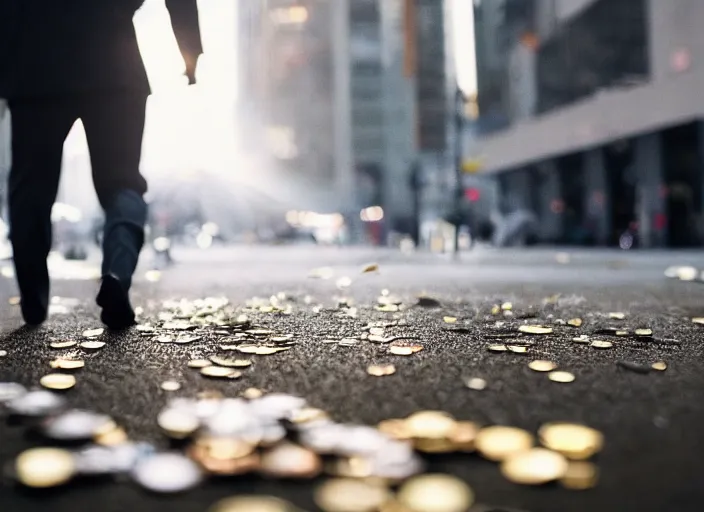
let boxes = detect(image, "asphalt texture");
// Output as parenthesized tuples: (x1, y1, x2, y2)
(2, 245, 704, 512)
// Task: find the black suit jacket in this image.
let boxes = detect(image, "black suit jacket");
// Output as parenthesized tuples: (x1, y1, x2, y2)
(0, 0, 202, 100)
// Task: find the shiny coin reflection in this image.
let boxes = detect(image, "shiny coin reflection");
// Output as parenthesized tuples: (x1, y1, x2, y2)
(652, 361, 667, 371)
(49, 358, 85, 370)
(80, 341, 106, 350)
(528, 360, 556, 372)
(465, 378, 487, 390)
(398, 474, 474, 512)
(260, 443, 322, 479)
(131, 452, 202, 493)
(161, 381, 181, 391)
(518, 325, 553, 335)
(15, 448, 76, 488)
(538, 423, 604, 460)
(40, 373, 76, 390)
(157, 408, 200, 439)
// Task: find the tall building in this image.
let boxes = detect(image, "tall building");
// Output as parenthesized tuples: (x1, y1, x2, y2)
(474, 0, 704, 247)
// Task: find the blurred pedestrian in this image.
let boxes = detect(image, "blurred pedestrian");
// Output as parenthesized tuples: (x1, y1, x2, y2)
(0, 0, 203, 328)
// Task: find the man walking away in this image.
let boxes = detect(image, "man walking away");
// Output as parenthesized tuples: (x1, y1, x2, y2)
(0, 0, 203, 328)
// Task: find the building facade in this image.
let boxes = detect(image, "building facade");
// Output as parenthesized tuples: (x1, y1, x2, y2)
(474, 0, 704, 247)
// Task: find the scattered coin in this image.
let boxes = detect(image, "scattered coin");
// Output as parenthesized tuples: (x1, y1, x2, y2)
(242, 388, 264, 399)
(42, 409, 113, 441)
(518, 325, 553, 335)
(80, 341, 106, 350)
(0, 350, 7, 357)
(315, 478, 392, 512)
(175, 335, 202, 344)
(6, 390, 66, 416)
(49, 358, 85, 370)
(567, 318, 583, 327)
(448, 421, 479, 452)
(260, 443, 322, 479)
(15, 448, 76, 488)
(501, 448, 568, 485)
(201, 366, 239, 379)
(528, 360, 557, 372)
(548, 371, 575, 383)
(692, 317, 704, 325)
(161, 381, 181, 391)
(389, 345, 423, 356)
(635, 328, 653, 336)
(188, 359, 212, 369)
(465, 378, 487, 390)
(210, 356, 252, 368)
(652, 361, 668, 371)
(475, 426, 534, 461)
(508, 345, 528, 353)
(131, 453, 202, 493)
(40, 374, 76, 391)
(50, 340, 78, 349)
(488, 344, 507, 352)
(398, 474, 474, 512)
(615, 330, 629, 336)
(572, 335, 590, 343)
(236, 345, 289, 355)
(538, 423, 604, 460)
(209, 496, 300, 512)
(156, 335, 173, 343)
(608, 312, 625, 320)
(157, 408, 199, 439)
(443, 316, 458, 324)
(82, 328, 104, 338)
(367, 364, 396, 377)
(501, 302, 513, 311)
(0, 382, 27, 402)
(590, 340, 613, 349)
(560, 461, 599, 490)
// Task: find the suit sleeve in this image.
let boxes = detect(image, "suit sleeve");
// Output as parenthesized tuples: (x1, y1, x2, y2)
(165, 0, 203, 75)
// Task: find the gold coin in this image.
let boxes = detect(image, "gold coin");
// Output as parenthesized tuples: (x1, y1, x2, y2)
(572, 335, 590, 343)
(406, 411, 457, 439)
(289, 407, 330, 425)
(242, 388, 264, 399)
(50, 340, 77, 349)
(475, 426, 534, 461)
(501, 302, 513, 311)
(567, 318, 583, 327)
(508, 345, 528, 353)
(201, 366, 239, 378)
(560, 461, 599, 490)
(15, 448, 75, 488)
(94, 426, 129, 446)
(260, 443, 322, 479)
(80, 341, 106, 350)
(389, 345, 423, 356)
(652, 361, 667, 371)
(448, 421, 479, 452)
(161, 381, 181, 391)
(528, 360, 557, 372)
(49, 358, 85, 370)
(538, 422, 604, 460)
(188, 359, 212, 368)
(377, 419, 412, 440)
(692, 317, 704, 325)
(487, 344, 507, 352)
(398, 474, 474, 512)
(519, 325, 553, 335)
(208, 496, 299, 512)
(635, 328, 653, 336)
(157, 408, 199, 439)
(608, 312, 625, 320)
(82, 328, 104, 338)
(548, 371, 575, 383)
(40, 373, 76, 390)
(615, 330, 629, 336)
(501, 448, 568, 485)
(315, 478, 392, 512)
(443, 316, 458, 324)
(590, 340, 613, 349)
(367, 364, 396, 377)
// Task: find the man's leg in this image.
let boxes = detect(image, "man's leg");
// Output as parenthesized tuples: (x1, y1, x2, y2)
(80, 93, 148, 329)
(8, 99, 77, 325)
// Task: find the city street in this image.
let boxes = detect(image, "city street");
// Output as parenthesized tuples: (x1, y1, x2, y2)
(1, 245, 704, 512)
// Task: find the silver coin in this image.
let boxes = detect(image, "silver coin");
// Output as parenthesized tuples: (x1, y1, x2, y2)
(42, 410, 113, 441)
(131, 453, 202, 493)
(6, 390, 66, 417)
(336, 425, 388, 456)
(74, 443, 152, 475)
(260, 422, 287, 446)
(298, 423, 346, 454)
(0, 382, 27, 402)
(250, 394, 307, 421)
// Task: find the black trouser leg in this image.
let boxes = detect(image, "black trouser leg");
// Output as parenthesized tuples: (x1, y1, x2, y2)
(80, 93, 148, 290)
(8, 99, 77, 324)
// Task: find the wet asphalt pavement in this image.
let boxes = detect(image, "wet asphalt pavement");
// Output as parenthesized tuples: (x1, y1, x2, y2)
(1, 245, 704, 512)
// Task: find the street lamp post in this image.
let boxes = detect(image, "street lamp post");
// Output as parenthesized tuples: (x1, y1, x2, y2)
(452, 87, 465, 258)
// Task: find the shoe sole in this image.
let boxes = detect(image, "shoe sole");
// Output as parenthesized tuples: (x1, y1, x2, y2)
(97, 276, 135, 330)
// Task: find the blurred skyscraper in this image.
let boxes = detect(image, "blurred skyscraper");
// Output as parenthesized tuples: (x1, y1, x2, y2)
(474, 0, 704, 247)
